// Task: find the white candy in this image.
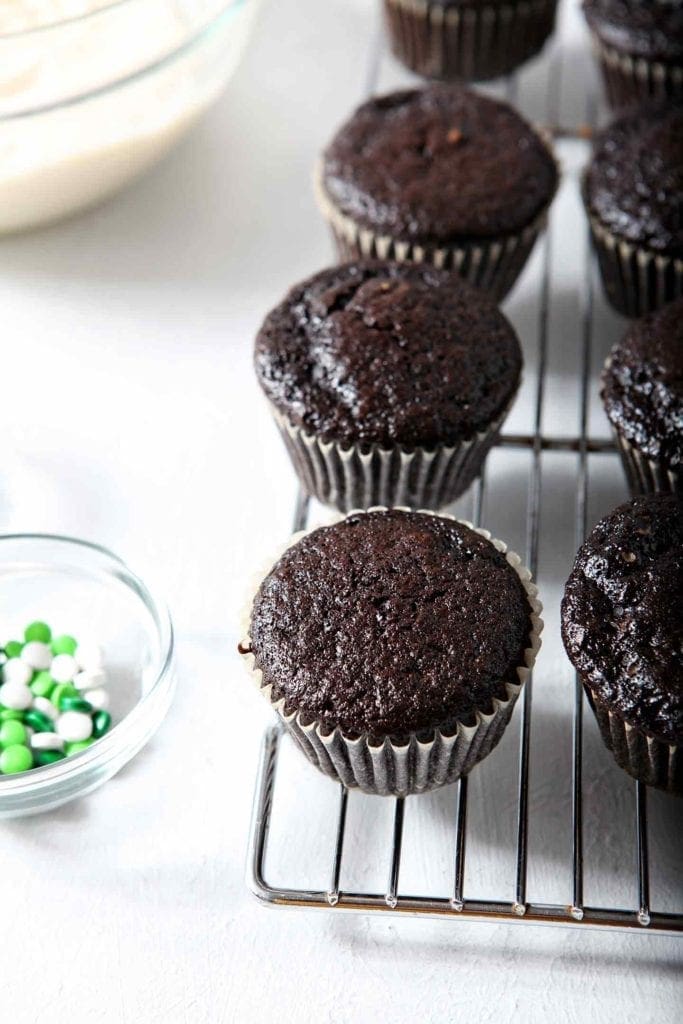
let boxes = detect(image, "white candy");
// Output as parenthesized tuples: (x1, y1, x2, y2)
(2, 657, 32, 687)
(50, 653, 78, 683)
(76, 642, 103, 672)
(0, 680, 33, 710)
(74, 669, 106, 691)
(20, 641, 52, 670)
(32, 696, 58, 721)
(30, 732, 64, 752)
(83, 687, 109, 711)
(56, 711, 93, 742)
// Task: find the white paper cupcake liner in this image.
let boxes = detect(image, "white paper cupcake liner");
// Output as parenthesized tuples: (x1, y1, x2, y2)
(240, 508, 544, 797)
(313, 160, 552, 303)
(591, 35, 683, 109)
(584, 685, 681, 796)
(587, 212, 683, 318)
(612, 431, 682, 499)
(384, 0, 558, 82)
(271, 403, 513, 513)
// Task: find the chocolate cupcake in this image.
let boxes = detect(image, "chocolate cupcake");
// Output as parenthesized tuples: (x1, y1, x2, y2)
(583, 103, 683, 317)
(384, 0, 559, 83)
(254, 260, 522, 512)
(561, 495, 682, 795)
(602, 299, 683, 497)
(583, 1, 683, 109)
(315, 85, 559, 302)
(241, 509, 543, 796)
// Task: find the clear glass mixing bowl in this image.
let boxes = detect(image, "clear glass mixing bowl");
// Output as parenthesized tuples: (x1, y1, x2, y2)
(0, 534, 174, 817)
(0, 0, 260, 232)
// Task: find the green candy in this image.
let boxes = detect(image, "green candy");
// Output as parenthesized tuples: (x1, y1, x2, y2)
(0, 744, 33, 774)
(34, 750, 66, 767)
(24, 621, 52, 644)
(51, 635, 78, 656)
(4, 640, 23, 659)
(92, 710, 112, 738)
(0, 709, 24, 722)
(23, 709, 54, 734)
(0, 720, 27, 747)
(58, 696, 92, 714)
(50, 683, 78, 708)
(30, 671, 55, 698)
(65, 740, 94, 755)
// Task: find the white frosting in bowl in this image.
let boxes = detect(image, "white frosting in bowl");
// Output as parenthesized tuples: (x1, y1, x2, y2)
(0, 0, 256, 232)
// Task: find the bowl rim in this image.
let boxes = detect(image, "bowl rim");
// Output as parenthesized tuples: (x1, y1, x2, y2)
(0, 0, 132, 39)
(0, 531, 174, 793)
(0, 0, 245, 39)
(0, 0, 254, 122)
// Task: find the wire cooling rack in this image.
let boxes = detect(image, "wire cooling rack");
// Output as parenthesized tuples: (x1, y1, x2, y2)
(245, 12, 683, 936)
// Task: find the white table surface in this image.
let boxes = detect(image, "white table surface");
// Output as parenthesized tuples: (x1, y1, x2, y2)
(0, 1, 681, 1021)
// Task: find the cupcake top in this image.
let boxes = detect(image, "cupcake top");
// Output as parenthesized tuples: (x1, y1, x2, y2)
(248, 510, 535, 742)
(601, 299, 683, 467)
(254, 261, 522, 449)
(320, 85, 558, 243)
(583, 1, 683, 62)
(584, 104, 683, 256)
(561, 495, 682, 744)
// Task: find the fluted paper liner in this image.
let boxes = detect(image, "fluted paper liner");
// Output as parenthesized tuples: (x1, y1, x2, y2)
(590, 34, 683, 110)
(612, 431, 682, 499)
(270, 402, 514, 513)
(602, 351, 682, 498)
(240, 508, 543, 796)
(384, 0, 558, 83)
(314, 159, 554, 302)
(587, 210, 683, 318)
(584, 684, 681, 796)
(582, 74, 683, 314)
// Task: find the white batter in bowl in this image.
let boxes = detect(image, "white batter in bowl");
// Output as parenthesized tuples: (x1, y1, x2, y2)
(0, 0, 259, 233)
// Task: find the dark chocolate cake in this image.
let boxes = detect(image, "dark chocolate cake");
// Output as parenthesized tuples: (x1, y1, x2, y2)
(561, 495, 683, 792)
(601, 299, 683, 495)
(321, 86, 558, 245)
(255, 260, 522, 450)
(249, 509, 534, 743)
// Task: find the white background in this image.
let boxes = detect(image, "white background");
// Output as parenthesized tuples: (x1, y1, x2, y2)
(0, 0, 681, 1021)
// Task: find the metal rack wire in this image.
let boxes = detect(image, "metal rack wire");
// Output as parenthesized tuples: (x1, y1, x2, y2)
(245, 17, 683, 936)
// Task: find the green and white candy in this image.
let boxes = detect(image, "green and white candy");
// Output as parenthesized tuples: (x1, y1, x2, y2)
(0, 622, 112, 775)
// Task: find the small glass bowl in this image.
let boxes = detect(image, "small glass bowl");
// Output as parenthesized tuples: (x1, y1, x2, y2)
(0, 0, 261, 233)
(0, 534, 174, 817)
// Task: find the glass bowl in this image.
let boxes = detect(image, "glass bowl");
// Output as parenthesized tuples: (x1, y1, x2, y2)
(0, 534, 174, 817)
(0, 0, 260, 233)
